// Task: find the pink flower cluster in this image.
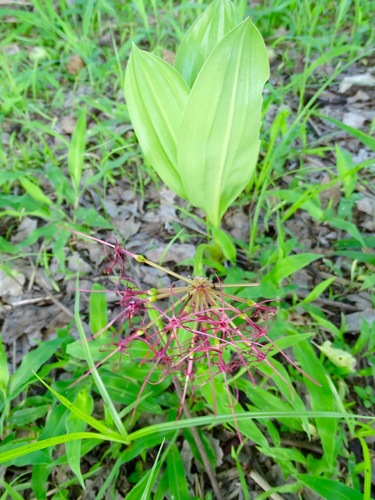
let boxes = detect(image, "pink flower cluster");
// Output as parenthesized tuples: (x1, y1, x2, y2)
(75, 235, 285, 414)
(74, 232, 316, 423)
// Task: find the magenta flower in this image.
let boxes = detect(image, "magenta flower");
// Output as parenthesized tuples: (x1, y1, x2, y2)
(72, 232, 315, 423)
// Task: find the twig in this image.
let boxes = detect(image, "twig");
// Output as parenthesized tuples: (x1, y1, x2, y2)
(173, 376, 224, 500)
(280, 438, 323, 454)
(287, 290, 358, 312)
(249, 471, 284, 500)
(9, 294, 65, 307)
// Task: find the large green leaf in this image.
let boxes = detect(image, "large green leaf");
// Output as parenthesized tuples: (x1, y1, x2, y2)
(178, 18, 269, 227)
(262, 253, 321, 285)
(125, 46, 189, 199)
(174, 0, 238, 87)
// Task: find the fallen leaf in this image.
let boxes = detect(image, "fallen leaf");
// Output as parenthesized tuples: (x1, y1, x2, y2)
(362, 220, 375, 231)
(346, 292, 373, 310)
(339, 73, 375, 93)
(343, 110, 375, 128)
(345, 308, 375, 333)
(60, 115, 77, 135)
(356, 197, 374, 216)
(10, 217, 38, 243)
(145, 242, 195, 264)
(1, 44, 20, 56)
(343, 111, 367, 128)
(0, 269, 26, 297)
(112, 216, 141, 240)
(225, 209, 249, 241)
(347, 90, 370, 103)
(67, 252, 91, 273)
(141, 266, 171, 289)
(67, 54, 85, 75)
(319, 173, 341, 209)
(2, 303, 71, 344)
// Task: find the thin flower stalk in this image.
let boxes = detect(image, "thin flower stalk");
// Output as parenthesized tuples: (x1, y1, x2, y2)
(71, 230, 317, 425)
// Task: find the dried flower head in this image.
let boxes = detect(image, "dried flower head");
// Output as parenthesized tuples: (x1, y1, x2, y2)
(72, 232, 315, 425)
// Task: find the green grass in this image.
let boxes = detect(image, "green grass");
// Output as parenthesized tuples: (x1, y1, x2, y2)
(1, 0, 374, 498)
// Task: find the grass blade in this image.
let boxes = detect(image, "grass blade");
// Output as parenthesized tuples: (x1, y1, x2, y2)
(297, 475, 363, 500)
(65, 389, 94, 489)
(292, 340, 338, 466)
(0, 432, 123, 464)
(34, 373, 123, 440)
(68, 108, 87, 197)
(167, 443, 190, 500)
(74, 280, 128, 438)
(317, 113, 375, 152)
(141, 439, 166, 500)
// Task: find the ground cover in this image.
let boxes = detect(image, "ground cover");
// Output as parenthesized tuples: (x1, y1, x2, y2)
(0, 0, 374, 498)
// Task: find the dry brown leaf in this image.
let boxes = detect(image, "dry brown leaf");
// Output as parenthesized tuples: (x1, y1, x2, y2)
(60, 115, 77, 135)
(67, 54, 85, 75)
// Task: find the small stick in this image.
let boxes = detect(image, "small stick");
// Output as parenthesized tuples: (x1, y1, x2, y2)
(249, 471, 284, 500)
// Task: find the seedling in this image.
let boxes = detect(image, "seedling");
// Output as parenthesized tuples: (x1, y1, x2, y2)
(125, 0, 269, 264)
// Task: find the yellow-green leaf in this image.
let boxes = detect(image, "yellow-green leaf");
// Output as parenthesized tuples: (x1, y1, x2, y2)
(125, 45, 189, 199)
(20, 177, 53, 206)
(68, 108, 87, 193)
(174, 0, 238, 87)
(317, 341, 357, 371)
(178, 18, 269, 227)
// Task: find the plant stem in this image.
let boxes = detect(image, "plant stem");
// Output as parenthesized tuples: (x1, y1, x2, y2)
(172, 376, 224, 500)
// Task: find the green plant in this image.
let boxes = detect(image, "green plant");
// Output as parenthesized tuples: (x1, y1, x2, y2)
(1, 0, 374, 497)
(125, 0, 269, 254)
